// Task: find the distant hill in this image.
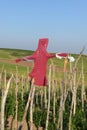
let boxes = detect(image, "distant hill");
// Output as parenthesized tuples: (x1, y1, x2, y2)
(0, 48, 34, 59)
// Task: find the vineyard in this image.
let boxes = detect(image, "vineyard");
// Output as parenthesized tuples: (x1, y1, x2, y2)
(0, 48, 87, 130)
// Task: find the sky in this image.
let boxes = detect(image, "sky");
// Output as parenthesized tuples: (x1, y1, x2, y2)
(0, 0, 87, 54)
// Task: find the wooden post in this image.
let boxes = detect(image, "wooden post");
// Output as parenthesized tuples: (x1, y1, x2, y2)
(15, 67, 18, 130)
(30, 82, 35, 130)
(52, 65, 56, 123)
(44, 87, 47, 109)
(57, 81, 63, 130)
(1, 74, 13, 130)
(81, 59, 85, 111)
(45, 65, 51, 130)
(22, 80, 34, 121)
(21, 75, 24, 102)
(18, 79, 35, 130)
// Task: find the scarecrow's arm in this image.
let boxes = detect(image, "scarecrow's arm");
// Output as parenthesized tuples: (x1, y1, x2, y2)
(56, 53, 68, 59)
(47, 53, 56, 59)
(48, 53, 68, 59)
(56, 53, 75, 62)
(47, 52, 75, 62)
(16, 54, 35, 63)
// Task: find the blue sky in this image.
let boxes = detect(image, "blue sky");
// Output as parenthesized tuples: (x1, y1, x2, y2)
(0, 0, 87, 54)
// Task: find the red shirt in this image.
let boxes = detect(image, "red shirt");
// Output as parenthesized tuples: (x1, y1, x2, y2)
(23, 38, 55, 86)
(16, 38, 68, 86)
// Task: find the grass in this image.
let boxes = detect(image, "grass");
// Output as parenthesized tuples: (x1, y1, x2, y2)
(0, 62, 31, 77)
(0, 48, 87, 84)
(0, 48, 33, 59)
(0, 50, 11, 59)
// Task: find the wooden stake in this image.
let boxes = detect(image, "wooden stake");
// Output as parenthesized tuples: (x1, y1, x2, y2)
(45, 65, 51, 130)
(1, 74, 13, 130)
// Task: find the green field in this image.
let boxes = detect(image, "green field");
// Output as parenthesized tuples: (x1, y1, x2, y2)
(0, 48, 87, 84)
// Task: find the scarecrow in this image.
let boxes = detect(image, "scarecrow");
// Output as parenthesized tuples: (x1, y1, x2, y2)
(16, 38, 75, 86)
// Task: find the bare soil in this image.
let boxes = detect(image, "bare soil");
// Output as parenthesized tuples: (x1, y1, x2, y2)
(6, 115, 43, 130)
(0, 58, 33, 67)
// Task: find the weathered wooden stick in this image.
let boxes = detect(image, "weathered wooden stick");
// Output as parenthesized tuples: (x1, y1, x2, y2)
(21, 75, 24, 102)
(81, 59, 85, 111)
(1, 74, 13, 130)
(52, 65, 56, 123)
(15, 67, 18, 130)
(69, 47, 85, 129)
(45, 65, 51, 130)
(44, 87, 47, 109)
(22, 80, 34, 121)
(18, 80, 34, 130)
(69, 95, 74, 130)
(30, 83, 35, 130)
(58, 80, 64, 130)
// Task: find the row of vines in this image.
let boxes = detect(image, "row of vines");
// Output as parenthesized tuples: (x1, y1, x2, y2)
(0, 52, 87, 130)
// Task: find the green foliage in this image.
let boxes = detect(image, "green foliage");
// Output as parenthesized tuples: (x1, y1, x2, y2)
(71, 87, 87, 130)
(33, 108, 47, 128)
(11, 52, 20, 57)
(72, 110, 87, 130)
(17, 93, 25, 121)
(5, 93, 16, 118)
(48, 123, 56, 130)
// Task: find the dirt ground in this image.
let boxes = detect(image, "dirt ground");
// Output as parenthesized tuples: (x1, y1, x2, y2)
(0, 58, 33, 67)
(6, 115, 43, 130)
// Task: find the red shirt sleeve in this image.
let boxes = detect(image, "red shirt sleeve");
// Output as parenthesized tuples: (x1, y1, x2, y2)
(16, 54, 35, 63)
(47, 53, 56, 59)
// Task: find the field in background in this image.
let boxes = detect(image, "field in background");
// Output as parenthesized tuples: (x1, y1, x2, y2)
(0, 48, 87, 85)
